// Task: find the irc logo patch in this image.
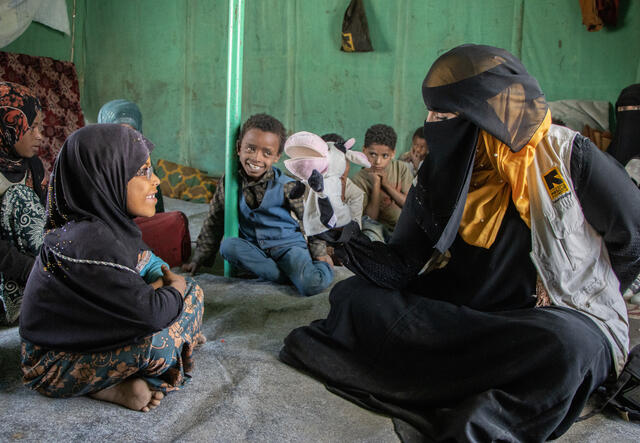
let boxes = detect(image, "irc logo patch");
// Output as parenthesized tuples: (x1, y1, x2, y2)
(543, 167, 570, 201)
(342, 33, 355, 52)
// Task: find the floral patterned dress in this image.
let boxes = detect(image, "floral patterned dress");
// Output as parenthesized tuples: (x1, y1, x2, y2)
(0, 183, 45, 325)
(21, 263, 205, 397)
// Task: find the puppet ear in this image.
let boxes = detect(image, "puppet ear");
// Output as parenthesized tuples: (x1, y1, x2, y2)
(344, 138, 356, 150)
(345, 150, 371, 168)
(284, 157, 328, 181)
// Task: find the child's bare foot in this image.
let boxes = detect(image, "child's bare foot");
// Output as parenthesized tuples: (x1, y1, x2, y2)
(196, 334, 207, 345)
(90, 378, 164, 412)
(141, 390, 164, 412)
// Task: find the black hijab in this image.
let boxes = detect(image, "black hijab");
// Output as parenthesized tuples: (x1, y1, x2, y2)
(607, 84, 640, 166)
(45, 123, 150, 264)
(20, 124, 183, 352)
(399, 44, 548, 253)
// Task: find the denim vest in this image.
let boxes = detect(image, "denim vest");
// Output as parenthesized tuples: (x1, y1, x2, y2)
(238, 167, 307, 250)
(529, 125, 629, 374)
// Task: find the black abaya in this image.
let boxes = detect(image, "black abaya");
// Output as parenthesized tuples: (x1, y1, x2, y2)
(280, 133, 640, 442)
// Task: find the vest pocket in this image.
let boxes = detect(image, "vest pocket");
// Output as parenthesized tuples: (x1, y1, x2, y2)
(544, 196, 585, 271)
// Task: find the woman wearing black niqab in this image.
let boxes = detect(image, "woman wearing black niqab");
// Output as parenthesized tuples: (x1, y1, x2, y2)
(281, 44, 640, 441)
(606, 83, 640, 167)
(19, 124, 206, 412)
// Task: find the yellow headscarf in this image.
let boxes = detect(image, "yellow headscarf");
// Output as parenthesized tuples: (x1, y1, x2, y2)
(458, 110, 551, 248)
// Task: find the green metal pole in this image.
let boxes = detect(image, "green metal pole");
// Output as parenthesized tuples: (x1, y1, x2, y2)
(223, 0, 245, 277)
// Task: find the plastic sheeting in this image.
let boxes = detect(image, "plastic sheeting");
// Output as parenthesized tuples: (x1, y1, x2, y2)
(0, 0, 69, 48)
(4, 1, 640, 177)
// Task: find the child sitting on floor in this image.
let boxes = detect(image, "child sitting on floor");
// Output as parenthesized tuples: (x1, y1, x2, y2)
(351, 124, 413, 243)
(399, 126, 429, 176)
(182, 113, 333, 296)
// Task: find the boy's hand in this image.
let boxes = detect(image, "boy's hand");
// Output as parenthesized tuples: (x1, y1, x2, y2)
(375, 169, 389, 186)
(162, 265, 187, 296)
(367, 170, 382, 186)
(288, 181, 306, 199)
(181, 262, 199, 276)
(316, 255, 334, 267)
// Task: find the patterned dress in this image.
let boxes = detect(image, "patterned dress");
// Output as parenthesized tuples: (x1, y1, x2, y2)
(21, 275, 205, 397)
(0, 184, 45, 325)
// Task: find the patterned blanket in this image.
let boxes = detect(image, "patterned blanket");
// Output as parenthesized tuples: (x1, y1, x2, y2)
(0, 51, 84, 174)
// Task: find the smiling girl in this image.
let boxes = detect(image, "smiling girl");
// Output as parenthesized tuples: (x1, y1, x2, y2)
(19, 124, 205, 412)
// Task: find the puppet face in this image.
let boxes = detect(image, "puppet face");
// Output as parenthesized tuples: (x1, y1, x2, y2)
(13, 111, 43, 158)
(284, 131, 370, 181)
(126, 157, 160, 217)
(284, 131, 329, 180)
(325, 146, 347, 179)
(237, 128, 282, 181)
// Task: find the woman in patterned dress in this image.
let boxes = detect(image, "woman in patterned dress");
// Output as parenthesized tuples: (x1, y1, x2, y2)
(19, 124, 205, 412)
(0, 81, 47, 325)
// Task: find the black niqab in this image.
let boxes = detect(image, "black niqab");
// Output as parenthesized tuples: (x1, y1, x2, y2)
(607, 83, 640, 166)
(422, 44, 548, 153)
(400, 117, 478, 253)
(403, 44, 548, 252)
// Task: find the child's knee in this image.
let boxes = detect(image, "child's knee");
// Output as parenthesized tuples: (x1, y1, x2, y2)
(185, 279, 205, 303)
(219, 237, 244, 261)
(299, 261, 334, 296)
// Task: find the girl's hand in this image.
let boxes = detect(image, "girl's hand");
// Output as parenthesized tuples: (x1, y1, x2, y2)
(161, 265, 186, 296)
(150, 277, 163, 290)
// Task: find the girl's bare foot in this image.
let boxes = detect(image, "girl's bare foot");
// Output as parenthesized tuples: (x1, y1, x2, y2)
(141, 390, 164, 412)
(90, 378, 164, 412)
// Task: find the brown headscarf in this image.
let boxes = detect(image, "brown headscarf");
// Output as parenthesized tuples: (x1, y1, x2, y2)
(0, 81, 46, 201)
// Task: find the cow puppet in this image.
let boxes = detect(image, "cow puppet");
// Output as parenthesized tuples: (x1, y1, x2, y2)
(284, 131, 370, 236)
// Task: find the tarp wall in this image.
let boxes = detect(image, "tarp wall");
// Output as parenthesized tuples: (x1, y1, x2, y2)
(3, 0, 639, 176)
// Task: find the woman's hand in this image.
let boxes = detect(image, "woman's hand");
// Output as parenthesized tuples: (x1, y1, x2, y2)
(161, 265, 186, 296)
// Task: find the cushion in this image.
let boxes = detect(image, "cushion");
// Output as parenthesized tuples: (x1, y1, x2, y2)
(155, 159, 218, 203)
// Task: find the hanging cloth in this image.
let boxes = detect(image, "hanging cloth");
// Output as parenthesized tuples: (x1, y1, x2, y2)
(340, 0, 373, 52)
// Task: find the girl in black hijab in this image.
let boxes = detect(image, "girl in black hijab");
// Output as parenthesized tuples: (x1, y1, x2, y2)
(19, 124, 205, 412)
(0, 81, 47, 325)
(281, 44, 640, 441)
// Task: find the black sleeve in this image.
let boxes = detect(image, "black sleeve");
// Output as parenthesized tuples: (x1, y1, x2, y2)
(0, 237, 35, 284)
(320, 213, 433, 290)
(570, 134, 640, 292)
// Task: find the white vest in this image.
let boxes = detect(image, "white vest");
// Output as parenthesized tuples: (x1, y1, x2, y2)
(528, 125, 629, 374)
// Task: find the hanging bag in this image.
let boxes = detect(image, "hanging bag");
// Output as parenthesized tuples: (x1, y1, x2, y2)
(341, 0, 373, 52)
(579, 344, 640, 422)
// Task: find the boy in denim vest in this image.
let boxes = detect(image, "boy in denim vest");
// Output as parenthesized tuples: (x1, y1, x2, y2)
(183, 114, 333, 296)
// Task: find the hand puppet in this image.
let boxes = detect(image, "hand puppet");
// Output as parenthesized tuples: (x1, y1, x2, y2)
(284, 131, 370, 236)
